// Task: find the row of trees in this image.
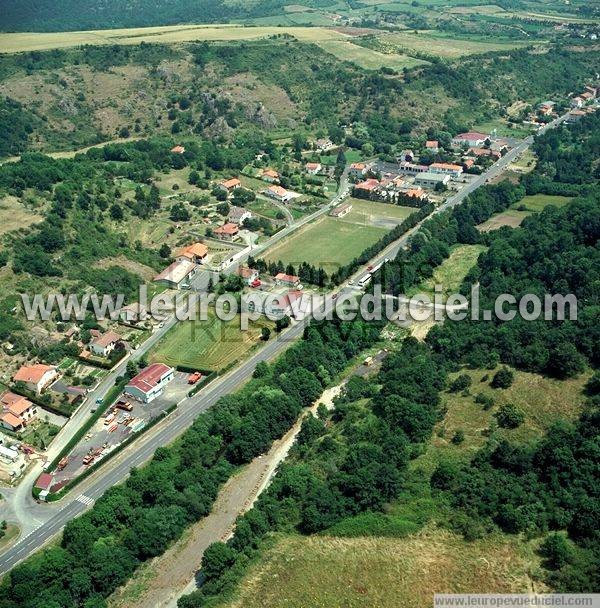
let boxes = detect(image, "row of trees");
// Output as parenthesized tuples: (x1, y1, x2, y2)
(0, 316, 383, 608)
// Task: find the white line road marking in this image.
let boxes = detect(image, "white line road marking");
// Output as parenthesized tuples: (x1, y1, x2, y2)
(75, 494, 94, 506)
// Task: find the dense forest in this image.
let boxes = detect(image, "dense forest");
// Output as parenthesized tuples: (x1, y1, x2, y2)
(0, 315, 383, 607)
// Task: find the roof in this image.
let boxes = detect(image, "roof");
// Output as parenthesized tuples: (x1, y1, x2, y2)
(469, 147, 498, 157)
(126, 363, 173, 394)
(154, 260, 196, 284)
(91, 330, 121, 349)
(267, 185, 289, 197)
(416, 171, 450, 182)
(350, 162, 366, 170)
(177, 242, 208, 259)
(237, 266, 257, 279)
(228, 206, 249, 222)
(274, 290, 303, 310)
(463, 159, 475, 168)
(1, 392, 34, 416)
(35, 473, 54, 490)
(275, 272, 299, 283)
(2, 412, 23, 428)
(405, 188, 425, 198)
(355, 179, 380, 191)
(14, 364, 55, 384)
(306, 162, 321, 169)
(331, 202, 352, 215)
(453, 132, 488, 141)
(262, 168, 279, 178)
(170, 145, 185, 154)
(214, 223, 239, 235)
(425, 140, 438, 147)
(430, 162, 462, 171)
(220, 178, 241, 189)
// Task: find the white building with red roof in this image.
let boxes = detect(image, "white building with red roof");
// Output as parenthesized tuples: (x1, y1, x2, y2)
(124, 363, 174, 403)
(13, 363, 58, 394)
(451, 132, 489, 148)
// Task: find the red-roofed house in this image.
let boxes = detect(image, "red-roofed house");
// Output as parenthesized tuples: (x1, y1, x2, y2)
(176, 242, 209, 264)
(89, 330, 122, 357)
(305, 162, 322, 174)
(354, 179, 380, 194)
(349, 162, 367, 178)
(213, 223, 239, 241)
(261, 168, 279, 183)
(217, 178, 241, 194)
(35, 473, 54, 491)
(451, 132, 489, 148)
(425, 140, 439, 152)
(274, 272, 300, 287)
(264, 185, 295, 203)
(0, 392, 37, 431)
(171, 145, 185, 154)
(13, 364, 58, 394)
(270, 290, 304, 317)
(125, 363, 174, 403)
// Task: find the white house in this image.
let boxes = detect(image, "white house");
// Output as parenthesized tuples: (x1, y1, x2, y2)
(13, 364, 58, 394)
(89, 330, 121, 357)
(451, 132, 489, 148)
(154, 259, 197, 289)
(124, 363, 174, 403)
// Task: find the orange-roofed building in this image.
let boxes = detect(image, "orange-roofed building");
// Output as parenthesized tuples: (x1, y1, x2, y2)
(217, 178, 241, 193)
(176, 242, 209, 264)
(354, 178, 380, 193)
(349, 162, 367, 178)
(261, 168, 279, 183)
(213, 223, 239, 241)
(0, 391, 37, 431)
(425, 140, 439, 151)
(305, 162, 322, 174)
(170, 145, 185, 154)
(429, 162, 463, 177)
(13, 364, 58, 394)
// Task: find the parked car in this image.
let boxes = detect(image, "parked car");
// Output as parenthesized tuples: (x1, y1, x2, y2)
(188, 371, 202, 384)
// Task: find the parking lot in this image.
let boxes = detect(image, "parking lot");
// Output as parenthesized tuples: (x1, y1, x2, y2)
(51, 371, 191, 487)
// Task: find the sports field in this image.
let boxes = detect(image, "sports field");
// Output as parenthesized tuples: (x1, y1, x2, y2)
(148, 311, 273, 372)
(343, 198, 416, 229)
(262, 216, 387, 273)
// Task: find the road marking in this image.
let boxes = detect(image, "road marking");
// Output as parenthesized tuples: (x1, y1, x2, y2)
(75, 494, 94, 506)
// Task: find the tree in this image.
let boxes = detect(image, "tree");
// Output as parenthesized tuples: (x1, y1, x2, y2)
(159, 244, 171, 258)
(260, 327, 271, 341)
(449, 374, 471, 393)
(491, 368, 514, 389)
(110, 203, 124, 220)
(495, 403, 525, 429)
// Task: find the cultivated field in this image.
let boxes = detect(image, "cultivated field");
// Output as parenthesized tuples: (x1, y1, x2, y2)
(478, 194, 572, 231)
(372, 30, 528, 58)
(262, 216, 387, 273)
(221, 527, 544, 608)
(0, 25, 350, 54)
(149, 312, 273, 372)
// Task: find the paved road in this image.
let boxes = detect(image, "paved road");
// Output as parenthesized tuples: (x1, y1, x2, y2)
(0, 116, 570, 574)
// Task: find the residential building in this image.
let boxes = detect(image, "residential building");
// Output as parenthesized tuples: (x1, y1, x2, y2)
(120, 302, 147, 324)
(176, 242, 209, 264)
(154, 259, 197, 289)
(261, 168, 279, 183)
(571, 96, 584, 108)
(398, 161, 428, 175)
(349, 162, 367, 178)
(425, 140, 439, 152)
(305, 162, 322, 174)
(89, 330, 121, 357)
(264, 185, 295, 203)
(414, 172, 451, 189)
(213, 222, 240, 241)
(269, 290, 304, 317)
(170, 145, 185, 154)
(353, 179, 380, 195)
(0, 392, 37, 431)
(329, 202, 353, 218)
(237, 266, 259, 284)
(228, 206, 252, 225)
(315, 138, 335, 152)
(13, 364, 58, 394)
(124, 363, 174, 404)
(429, 162, 463, 177)
(274, 272, 300, 287)
(469, 147, 501, 160)
(403, 187, 427, 201)
(451, 132, 489, 148)
(462, 159, 475, 170)
(217, 178, 241, 194)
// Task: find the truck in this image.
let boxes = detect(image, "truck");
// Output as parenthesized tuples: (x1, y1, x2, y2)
(357, 274, 372, 289)
(188, 371, 202, 384)
(115, 400, 133, 412)
(57, 457, 69, 471)
(363, 356, 373, 367)
(82, 454, 94, 466)
(104, 412, 116, 425)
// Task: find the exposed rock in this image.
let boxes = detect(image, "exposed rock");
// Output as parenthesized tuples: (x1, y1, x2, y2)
(248, 103, 277, 129)
(57, 97, 78, 116)
(204, 116, 233, 139)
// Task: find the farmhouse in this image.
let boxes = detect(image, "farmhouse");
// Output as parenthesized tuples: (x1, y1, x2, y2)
(330, 202, 353, 218)
(217, 178, 241, 194)
(425, 140, 439, 152)
(213, 223, 240, 241)
(154, 259, 197, 289)
(274, 272, 300, 287)
(13, 364, 58, 394)
(124, 363, 174, 404)
(0, 392, 37, 431)
(414, 172, 451, 189)
(176, 242, 209, 264)
(429, 162, 463, 177)
(170, 145, 185, 154)
(89, 330, 121, 357)
(228, 206, 252, 225)
(264, 185, 295, 203)
(305, 162, 322, 174)
(261, 168, 279, 183)
(120, 302, 147, 324)
(349, 162, 367, 178)
(452, 132, 489, 148)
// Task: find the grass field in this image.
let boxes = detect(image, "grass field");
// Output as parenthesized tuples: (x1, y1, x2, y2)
(414, 366, 591, 475)
(478, 194, 572, 231)
(372, 30, 528, 58)
(314, 39, 428, 70)
(262, 216, 387, 273)
(148, 311, 274, 372)
(343, 198, 416, 228)
(0, 195, 44, 236)
(408, 244, 486, 297)
(0, 25, 351, 54)
(221, 527, 544, 608)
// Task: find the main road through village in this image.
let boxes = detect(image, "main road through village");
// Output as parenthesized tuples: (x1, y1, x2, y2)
(0, 112, 570, 575)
